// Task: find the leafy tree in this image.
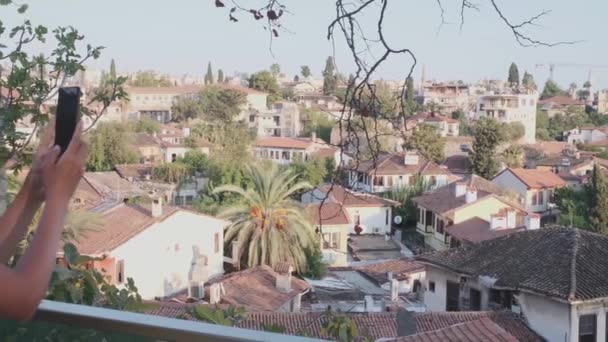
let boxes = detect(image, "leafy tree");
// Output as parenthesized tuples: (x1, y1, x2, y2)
(554, 187, 590, 229)
(293, 75, 300, 82)
(451, 110, 465, 120)
(199, 86, 247, 123)
(405, 76, 416, 113)
(302, 109, 334, 143)
(301, 247, 327, 279)
(587, 164, 608, 234)
(301, 65, 312, 78)
(522, 71, 536, 89)
(541, 80, 567, 99)
(501, 145, 524, 168)
(385, 176, 427, 226)
(172, 96, 203, 122)
(282, 87, 295, 100)
(249, 70, 281, 105)
(109, 58, 117, 80)
(205, 62, 214, 85)
(188, 305, 246, 326)
(87, 122, 138, 171)
(508, 62, 520, 86)
(181, 150, 210, 175)
(354, 81, 400, 118)
(214, 164, 316, 273)
(404, 124, 445, 163)
(503, 122, 525, 142)
(152, 162, 191, 183)
(270, 63, 281, 78)
(470, 118, 503, 179)
(289, 156, 328, 187)
(322, 56, 338, 96)
(133, 117, 161, 134)
(129, 70, 172, 87)
(322, 312, 359, 342)
(217, 69, 225, 83)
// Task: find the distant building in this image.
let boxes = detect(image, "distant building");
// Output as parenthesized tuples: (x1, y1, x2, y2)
(474, 92, 539, 144)
(69, 200, 228, 299)
(492, 168, 567, 222)
(348, 151, 451, 193)
(538, 95, 585, 117)
(253, 134, 328, 165)
(302, 184, 399, 236)
(307, 203, 350, 266)
(419, 83, 472, 114)
(418, 227, 608, 342)
(407, 112, 460, 137)
(564, 126, 608, 145)
(248, 101, 301, 138)
(126, 85, 203, 123)
(412, 175, 530, 251)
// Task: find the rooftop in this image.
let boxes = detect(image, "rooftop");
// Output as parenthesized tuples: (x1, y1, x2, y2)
(538, 95, 584, 107)
(307, 203, 351, 226)
(417, 227, 608, 302)
(446, 217, 525, 244)
(114, 163, 154, 180)
(393, 317, 518, 342)
(442, 155, 472, 175)
(254, 137, 318, 150)
(495, 168, 567, 189)
(133, 132, 161, 147)
(83, 171, 146, 199)
(316, 184, 399, 208)
(353, 152, 450, 176)
(355, 259, 425, 285)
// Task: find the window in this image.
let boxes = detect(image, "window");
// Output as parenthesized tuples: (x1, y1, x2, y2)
(270, 151, 274, 158)
(373, 176, 385, 186)
(429, 176, 437, 186)
(282, 151, 290, 160)
(387, 176, 393, 187)
(185, 195, 194, 205)
(428, 281, 435, 293)
(385, 209, 389, 225)
(579, 314, 596, 342)
(323, 232, 340, 249)
(171, 153, 177, 162)
(116, 260, 125, 284)
(538, 190, 545, 205)
(214, 233, 220, 254)
(531, 191, 538, 206)
(469, 288, 481, 311)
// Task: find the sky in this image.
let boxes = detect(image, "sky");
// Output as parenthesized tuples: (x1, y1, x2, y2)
(3, 0, 608, 88)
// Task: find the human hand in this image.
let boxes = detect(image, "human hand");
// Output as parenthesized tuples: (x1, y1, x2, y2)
(42, 121, 88, 204)
(24, 120, 56, 201)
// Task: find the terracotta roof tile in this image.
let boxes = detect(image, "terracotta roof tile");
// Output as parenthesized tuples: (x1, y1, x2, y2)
(394, 317, 519, 342)
(538, 95, 584, 107)
(307, 203, 351, 225)
(497, 168, 567, 189)
(317, 184, 399, 207)
(446, 217, 525, 244)
(133, 132, 160, 147)
(114, 164, 154, 180)
(356, 259, 425, 285)
(83, 172, 145, 198)
(255, 137, 318, 149)
(442, 155, 472, 174)
(205, 265, 310, 312)
(418, 227, 608, 301)
(313, 147, 339, 159)
(353, 152, 450, 176)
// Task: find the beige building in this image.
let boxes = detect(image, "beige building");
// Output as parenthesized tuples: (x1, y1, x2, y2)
(249, 101, 301, 138)
(420, 82, 472, 114)
(475, 91, 539, 144)
(253, 135, 327, 165)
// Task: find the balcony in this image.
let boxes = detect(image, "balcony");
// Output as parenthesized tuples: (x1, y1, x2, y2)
(0, 300, 325, 341)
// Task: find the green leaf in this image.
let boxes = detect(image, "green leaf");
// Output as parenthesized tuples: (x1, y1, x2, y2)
(17, 4, 27, 13)
(63, 243, 79, 265)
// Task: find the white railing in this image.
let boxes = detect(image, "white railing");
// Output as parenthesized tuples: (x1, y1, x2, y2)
(33, 300, 325, 342)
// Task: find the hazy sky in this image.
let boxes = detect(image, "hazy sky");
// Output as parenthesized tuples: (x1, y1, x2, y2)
(3, 0, 607, 88)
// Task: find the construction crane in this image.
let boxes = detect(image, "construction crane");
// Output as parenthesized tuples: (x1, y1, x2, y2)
(535, 63, 608, 81)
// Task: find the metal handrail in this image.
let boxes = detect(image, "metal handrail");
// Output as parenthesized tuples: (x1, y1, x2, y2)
(34, 300, 325, 342)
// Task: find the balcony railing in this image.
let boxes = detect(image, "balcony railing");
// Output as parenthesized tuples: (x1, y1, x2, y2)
(25, 300, 325, 342)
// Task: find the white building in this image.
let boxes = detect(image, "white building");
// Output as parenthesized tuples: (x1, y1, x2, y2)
(72, 200, 228, 299)
(126, 85, 203, 123)
(253, 135, 327, 165)
(418, 227, 608, 342)
(419, 82, 472, 114)
(492, 168, 567, 221)
(565, 126, 608, 145)
(407, 112, 460, 137)
(475, 92, 539, 144)
(248, 101, 301, 138)
(307, 203, 350, 267)
(348, 151, 452, 193)
(301, 184, 399, 235)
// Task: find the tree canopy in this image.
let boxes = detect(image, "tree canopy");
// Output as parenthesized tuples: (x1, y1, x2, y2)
(541, 80, 567, 99)
(470, 118, 503, 179)
(404, 124, 445, 163)
(87, 122, 139, 172)
(322, 56, 338, 96)
(300, 65, 312, 78)
(205, 62, 214, 85)
(522, 71, 536, 89)
(249, 70, 281, 105)
(508, 63, 520, 86)
(129, 70, 172, 87)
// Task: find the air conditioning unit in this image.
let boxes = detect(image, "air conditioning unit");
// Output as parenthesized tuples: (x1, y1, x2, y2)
(188, 281, 204, 299)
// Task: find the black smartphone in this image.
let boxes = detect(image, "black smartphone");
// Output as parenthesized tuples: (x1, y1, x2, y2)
(55, 87, 82, 153)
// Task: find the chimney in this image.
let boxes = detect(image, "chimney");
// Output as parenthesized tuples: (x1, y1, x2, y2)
(525, 213, 541, 230)
(152, 131, 157, 138)
(454, 182, 467, 197)
(182, 127, 191, 137)
(311, 131, 317, 142)
(292, 293, 302, 313)
(465, 186, 477, 203)
(231, 241, 240, 269)
(506, 210, 517, 229)
(390, 278, 399, 302)
(387, 272, 393, 282)
(275, 265, 294, 292)
(151, 196, 163, 217)
(404, 150, 420, 165)
(209, 282, 224, 304)
(364, 295, 374, 312)
(490, 212, 507, 230)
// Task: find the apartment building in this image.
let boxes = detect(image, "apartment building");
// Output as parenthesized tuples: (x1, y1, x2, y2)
(419, 82, 472, 114)
(253, 134, 327, 165)
(475, 91, 539, 144)
(248, 101, 301, 138)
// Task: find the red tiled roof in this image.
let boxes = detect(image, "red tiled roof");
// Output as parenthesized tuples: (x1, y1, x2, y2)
(356, 259, 425, 285)
(255, 137, 317, 149)
(205, 265, 310, 312)
(497, 168, 567, 189)
(318, 184, 399, 207)
(393, 317, 518, 342)
(353, 152, 450, 176)
(313, 147, 339, 159)
(114, 164, 154, 180)
(446, 217, 525, 244)
(126, 85, 204, 95)
(133, 132, 160, 147)
(307, 203, 351, 225)
(523, 141, 572, 156)
(538, 95, 584, 107)
(74, 204, 179, 255)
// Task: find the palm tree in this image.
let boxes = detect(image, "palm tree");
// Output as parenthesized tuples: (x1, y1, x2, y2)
(213, 164, 315, 273)
(501, 145, 524, 168)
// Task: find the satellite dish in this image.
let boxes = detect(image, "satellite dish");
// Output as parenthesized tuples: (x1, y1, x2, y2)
(393, 216, 403, 225)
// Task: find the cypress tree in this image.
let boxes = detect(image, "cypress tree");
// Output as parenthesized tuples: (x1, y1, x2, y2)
(217, 69, 224, 83)
(588, 164, 608, 234)
(508, 63, 520, 87)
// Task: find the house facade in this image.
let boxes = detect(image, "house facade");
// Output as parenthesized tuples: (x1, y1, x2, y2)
(418, 227, 608, 342)
(565, 126, 608, 145)
(248, 101, 302, 138)
(349, 151, 451, 193)
(407, 112, 460, 137)
(412, 175, 527, 251)
(73, 200, 228, 299)
(253, 135, 327, 165)
(302, 184, 398, 235)
(492, 168, 566, 221)
(419, 82, 472, 114)
(475, 92, 538, 143)
(307, 203, 350, 267)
